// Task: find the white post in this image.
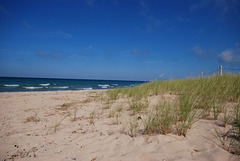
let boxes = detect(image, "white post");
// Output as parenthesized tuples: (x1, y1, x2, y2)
(220, 65, 222, 76)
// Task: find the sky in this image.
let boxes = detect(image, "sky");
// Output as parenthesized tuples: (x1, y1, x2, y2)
(0, 0, 240, 81)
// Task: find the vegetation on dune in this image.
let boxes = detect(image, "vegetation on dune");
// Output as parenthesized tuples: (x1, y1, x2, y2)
(106, 74, 240, 156)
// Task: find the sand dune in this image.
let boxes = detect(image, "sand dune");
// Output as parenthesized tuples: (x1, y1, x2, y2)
(0, 90, 238, 161)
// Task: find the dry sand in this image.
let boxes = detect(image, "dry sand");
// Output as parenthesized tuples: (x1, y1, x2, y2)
(0, 90, 238, 161)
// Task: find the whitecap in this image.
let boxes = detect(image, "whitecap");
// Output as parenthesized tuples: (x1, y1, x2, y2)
(39, 83, 50, 86)
(24, 87, 43, 90)
(98, 84, 110, 89)
(4, 84, 19, 87)
(81, 87, 93, 90)
(111, 84, 118, 86)
(52, 86, 69, 89)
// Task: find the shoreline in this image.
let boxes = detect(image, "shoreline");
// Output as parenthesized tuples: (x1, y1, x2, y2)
(0, 89, 105, 94)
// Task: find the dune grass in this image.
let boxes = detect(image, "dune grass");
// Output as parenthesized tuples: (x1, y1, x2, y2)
(107, 74, 240, 102)
(89, 109, 96, 125)
(25, 112, 40, 124)
(46, 115, 69, 135)
(143, 102, 178, 135)
(128, 99, 148, 115)
(106, 74, 240, 139)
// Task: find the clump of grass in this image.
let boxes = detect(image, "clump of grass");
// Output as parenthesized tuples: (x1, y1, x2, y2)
(128, 99, 148, 115)
(103, 103, 111, 110)
(116, 105, 123, 112)
(234, 103, 240, 139)
(213, 127, 240, 157)
(82, 98, 91, 103)
(235, 103, 240, 124)
(108, 108, 116, 118)
(176, 94, 197, 136)
(128, 117, 139, 137)
(70, 107, 78, 121)
(222, 107, 232, 127)
(213, 128, 233, 152)
(102, 99, 113, 110)
(25, 113, 40, 124)
(57, 102, 74, 111)
(211, 99, 225, 120)
(107, 105, 123, 118)
(89, 109, 96, 125)
(114, 112, 121, 125)
(47, 115, 68, 134)
(107, 88, 121, 100)
(143, 102, 178, 135)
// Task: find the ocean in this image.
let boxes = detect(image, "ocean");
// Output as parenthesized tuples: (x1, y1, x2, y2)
(0, 77, 145, 92)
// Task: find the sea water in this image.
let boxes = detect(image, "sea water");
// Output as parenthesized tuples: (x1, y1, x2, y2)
(0, 77, 145, 92)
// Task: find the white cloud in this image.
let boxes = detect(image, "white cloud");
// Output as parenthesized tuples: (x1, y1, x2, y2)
(192, 46, 204, 56)
(192, 46, 215, 57)
(218, 46, 240, 62)
(70, 54, 78, 58)
(120, 48, 149, 56)
(56, 30, 72, 38)
(218, 49, 233, 62)
(37, 51, 60, 59)
(81, 45, 93, 55)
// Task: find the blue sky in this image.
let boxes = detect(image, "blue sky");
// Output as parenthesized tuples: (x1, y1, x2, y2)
(0, 0, 240, 81)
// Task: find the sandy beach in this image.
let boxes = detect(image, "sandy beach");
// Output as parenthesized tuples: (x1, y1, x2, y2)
(0, 90, 238, 161)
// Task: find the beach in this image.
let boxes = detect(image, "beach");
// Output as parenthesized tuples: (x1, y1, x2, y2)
(0, 89, 238, 161)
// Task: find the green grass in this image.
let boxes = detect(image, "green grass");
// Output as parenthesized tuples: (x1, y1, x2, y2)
(105, 73, 240, 147)
(104, 73, 240, 156)
(128, 99, 148, 115)
(89, 109, 96, 125)
(143, 102, 178, 135)
(71, 107, 78, 121)
(107, 74, 240, 103)
(128, 117, 139, 137)
(46, 115, 68, 135)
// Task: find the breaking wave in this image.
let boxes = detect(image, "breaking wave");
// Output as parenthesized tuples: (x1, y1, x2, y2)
(51, 86, 69, 89)
(24, 87, 43, 90)
(98, 84, 110, 89)
(4, 84, 19, 87)
(81, 87, 93, 90)
(39, 83, 50, 86)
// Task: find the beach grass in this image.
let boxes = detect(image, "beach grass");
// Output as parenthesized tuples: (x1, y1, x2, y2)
(105, 73, 240, 141)
(143, 102, 178, 135)
(71, 107, 78, 121)
(46, 115, 68, 134)
(25, 113, 40, 124)
(89, 109, 96, 125)
(107, 74, 240, 103)
(128, 99, 148, 115)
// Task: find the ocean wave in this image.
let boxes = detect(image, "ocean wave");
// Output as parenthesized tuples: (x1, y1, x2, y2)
(111, 84, 118, 86)
(98, 84, 110, 89)
(39, 83, 50, 86)
(52, 86, 69, 89)
(24, 87, 43, 90)
(81, 87, 93, 90)
(4, 84, 19, 87)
